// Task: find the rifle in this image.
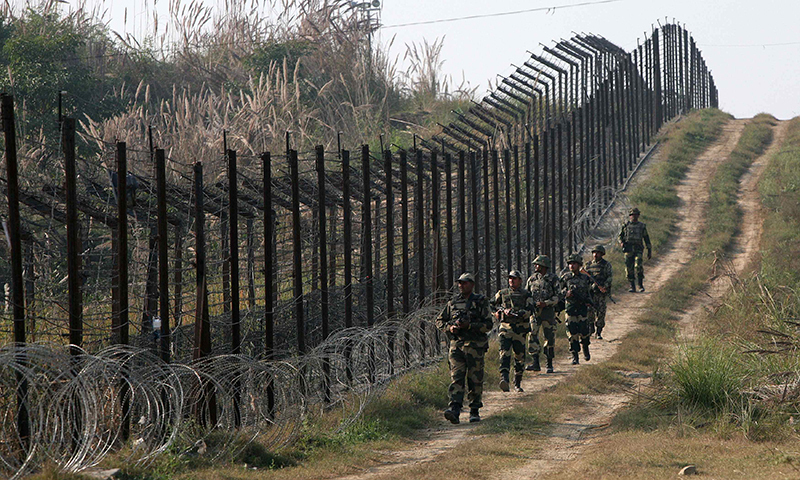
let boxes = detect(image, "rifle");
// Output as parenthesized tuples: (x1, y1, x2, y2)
(580, 268, 617, 305)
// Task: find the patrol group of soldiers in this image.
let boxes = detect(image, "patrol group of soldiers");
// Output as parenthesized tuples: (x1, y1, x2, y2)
(435, 207, 652, 424)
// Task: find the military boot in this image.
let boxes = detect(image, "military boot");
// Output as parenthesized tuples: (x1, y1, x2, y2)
(570, 341, 580, 365)
(546, 356, 554, 373)
(582, 341, 591, 361)
(530, 354, 541, 372)
(469, 408, 481, 423)
(629, 280, 637, 293)
(443, 407, 461, 424)
(638, 278, 645, 292)
(514, 373, 524, 392)
(499, 371, 510, 392)
(596, 326, 603, 340)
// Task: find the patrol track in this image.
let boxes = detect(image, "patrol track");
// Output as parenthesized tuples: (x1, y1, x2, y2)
(333, 117, 770, 480)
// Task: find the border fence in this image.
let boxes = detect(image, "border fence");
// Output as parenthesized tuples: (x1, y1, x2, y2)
(0, 23, 716, 477)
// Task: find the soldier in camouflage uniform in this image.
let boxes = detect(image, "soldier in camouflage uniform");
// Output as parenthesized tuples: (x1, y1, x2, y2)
(525, 255, 561, 374)
(618, 207, 652, 292)
(584, 245, 613, 339)
(561, 254, 595, 365)
(436, 273, 493, 424)
(491, 270, 533, 392)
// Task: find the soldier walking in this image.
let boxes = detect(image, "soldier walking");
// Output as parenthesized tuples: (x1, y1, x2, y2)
(436, 273, 493, 424)
(561, 254, 594, 365)
(618, 207, 652, 292)
(584, 245, 613, 339)
(525, 255, 561, 374)
(491, 270, 533, 392)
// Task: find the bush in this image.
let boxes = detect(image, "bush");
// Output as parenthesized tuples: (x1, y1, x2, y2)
(670, 342, 746, 412)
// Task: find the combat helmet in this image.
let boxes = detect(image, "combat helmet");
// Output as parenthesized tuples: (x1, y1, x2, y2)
(629, 207, 641, 215)
(591, 245, 606, 255)
(566, 253, 583, 265)
(508, 270, 523, 279)
(457, 272, 475, 283)
(532, 255, 552, 269)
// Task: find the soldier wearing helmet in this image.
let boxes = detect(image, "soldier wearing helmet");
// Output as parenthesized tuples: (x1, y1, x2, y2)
(584, 245, 613, 339)
(435, 272, 493, 424)
(525, 255, 562, 374)
(490, 270, 534, 392)
(561, 253, 595, 365)
(618, 207, 652, 292)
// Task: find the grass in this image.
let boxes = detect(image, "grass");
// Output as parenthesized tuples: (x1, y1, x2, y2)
(554, 115, 800, 478)
(48, 110, 745, 479)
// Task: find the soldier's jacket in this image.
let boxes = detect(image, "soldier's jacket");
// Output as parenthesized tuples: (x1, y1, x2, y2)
(435, 292, 493, 345)
(525, 272, 561, 321)
(560, 271, 594, 317)
(490, 287, 533, 324)
(618, 220, 652, 252)
(585, 258, 613, 294)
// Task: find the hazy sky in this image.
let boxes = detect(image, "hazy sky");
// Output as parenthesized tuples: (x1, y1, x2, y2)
(62, 0, 800, 119)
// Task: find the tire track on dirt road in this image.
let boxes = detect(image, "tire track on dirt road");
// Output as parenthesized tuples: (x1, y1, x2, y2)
(334, 118, 752, 480)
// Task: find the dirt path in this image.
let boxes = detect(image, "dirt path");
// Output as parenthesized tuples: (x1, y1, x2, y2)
(679, 120, 789, 340)
(335, 118, 763, 480)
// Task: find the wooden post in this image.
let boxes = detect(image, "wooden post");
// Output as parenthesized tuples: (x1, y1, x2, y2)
(415, 149, 425, 305)
(362, 145, 374, 327)
(316, 146, 329, 339)
(492, 149, 500, 291)
(2, 94, 29, 446)
(61, 117, 82, 351)
(228, 150, 241, 355)
(514, 145, 521, 270)
(193, 162, 211, 360)
(290, 149, 305, 352)
(384, 149, 394, 319)
(155, 149, 170, 363)
(444, 152, 454, 288)
(342, 150, 353, 328)
(116, 142, 129, 346)
(470, 152, 480, 281)
(457, 151, 466, 274)
(400, 151, 410, 314)
(262, 151, 275, 416)
(482, 148, 491, 291)
(246, 219, 256, 310)
(316, 145, 330, 401)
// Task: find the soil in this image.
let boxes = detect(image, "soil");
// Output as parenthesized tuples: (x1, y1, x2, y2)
(334, 117, 783, 480)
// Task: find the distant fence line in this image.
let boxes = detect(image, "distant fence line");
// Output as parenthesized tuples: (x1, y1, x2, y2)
(0, 23, 715, 477)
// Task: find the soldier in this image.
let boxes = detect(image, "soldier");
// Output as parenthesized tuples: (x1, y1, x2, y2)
(561, 254, 594, 365)
(490, 270, 533, 392)
(618, 207, 652, 292)
(435, 273, 493, 424)
(525, 255, 561, 374)
(584, 245, 613, 339)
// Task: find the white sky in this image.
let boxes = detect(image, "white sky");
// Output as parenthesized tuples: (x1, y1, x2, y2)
(61, 0, 800, 119)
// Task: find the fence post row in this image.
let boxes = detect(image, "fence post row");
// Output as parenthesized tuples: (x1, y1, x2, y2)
(0, 29, 719, 460)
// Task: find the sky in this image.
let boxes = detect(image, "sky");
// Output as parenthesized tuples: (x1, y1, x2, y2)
(61, 0, 800, 119)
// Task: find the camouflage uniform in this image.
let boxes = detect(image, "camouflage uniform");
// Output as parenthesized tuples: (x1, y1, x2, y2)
(561, 264, 594, 364)
(435, 291, 493, 413)
(585, 256, 613, 338)
(618, 212, 651, 290)
(525, 271, 561, 367)
(490, 285, 533, 386)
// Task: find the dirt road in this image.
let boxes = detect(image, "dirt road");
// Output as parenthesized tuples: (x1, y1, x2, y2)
(335, 117, 781, 480)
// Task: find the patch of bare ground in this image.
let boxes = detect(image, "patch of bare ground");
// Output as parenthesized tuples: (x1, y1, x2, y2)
(332, 118, 762, 480)
(515, 119, 785, 479)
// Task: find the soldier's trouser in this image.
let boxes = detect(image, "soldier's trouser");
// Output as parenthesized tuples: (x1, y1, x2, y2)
(625, 250, 645, 282)
(589, 294, 608, 331)
(566, 314, 592, 352)
(499, 321, 529, 374)
(528, 318, 557, 359)
(448, 343, 486, 409)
